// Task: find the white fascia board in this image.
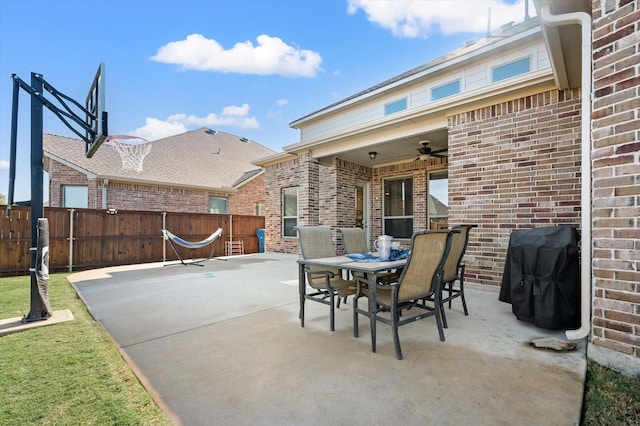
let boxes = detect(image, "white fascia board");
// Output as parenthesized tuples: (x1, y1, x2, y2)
(251, 152, 298, 167)
(289, 26, 542, 130)
(44, 151, 98, 179)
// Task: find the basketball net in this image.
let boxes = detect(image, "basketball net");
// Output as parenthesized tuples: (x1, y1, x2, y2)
(104, 135, 152, 172)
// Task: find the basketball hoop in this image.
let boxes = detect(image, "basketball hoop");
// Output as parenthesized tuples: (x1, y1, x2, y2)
(104, 135, 152, 172)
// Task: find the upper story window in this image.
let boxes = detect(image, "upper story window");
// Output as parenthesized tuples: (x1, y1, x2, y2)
(63, 185, 88, 208)
(383, 177, 413, 239)
(384, 98, 407, 115)
(282, 187, 298, 237)
(492, 57, 531, 83)
(431, 80, 460, 101)
(209, 196, 228, 214)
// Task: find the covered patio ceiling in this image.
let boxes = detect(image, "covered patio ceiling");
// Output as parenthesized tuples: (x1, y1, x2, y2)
(315, 128, 449, 167)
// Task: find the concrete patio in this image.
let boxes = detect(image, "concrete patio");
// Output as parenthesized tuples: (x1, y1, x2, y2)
(68, 252, 586, 426)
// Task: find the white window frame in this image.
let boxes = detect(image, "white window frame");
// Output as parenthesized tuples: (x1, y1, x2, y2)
(209, 196, 228, 214)
(491, 56, 532, 83)
(383, 176, 413, 239)
(62, 185, 88, 208)
(253, 201, 265, 216)
(384, 97, 408, 115)
(282, 187, 298, 238)
(428, 171, 449, 230)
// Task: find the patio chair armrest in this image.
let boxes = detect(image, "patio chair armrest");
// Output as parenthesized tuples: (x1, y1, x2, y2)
(306, 269, 336, 279)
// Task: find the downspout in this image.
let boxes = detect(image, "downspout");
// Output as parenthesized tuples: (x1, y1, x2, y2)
(540, 5, 591, 340)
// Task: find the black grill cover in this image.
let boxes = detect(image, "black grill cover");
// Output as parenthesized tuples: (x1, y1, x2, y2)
(499, 225, 580, 330)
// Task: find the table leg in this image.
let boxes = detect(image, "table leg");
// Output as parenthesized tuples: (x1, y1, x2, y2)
(298, 263, 306, 327)
(369, 272, 377, 353)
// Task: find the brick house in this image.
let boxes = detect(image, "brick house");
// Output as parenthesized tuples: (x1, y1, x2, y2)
(255, 0, 639, 376)
(44, 128, 274, 214)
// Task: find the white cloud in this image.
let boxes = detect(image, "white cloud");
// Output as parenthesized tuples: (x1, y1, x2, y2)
(276, 99, 288, 106)
(347, 0, 533, 38)
(151, 33, 323, 78)
(130, 104, 260, 141)
(0, 159, 9, 170)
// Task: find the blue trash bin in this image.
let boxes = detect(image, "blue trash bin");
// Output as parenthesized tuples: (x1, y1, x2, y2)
(256, 229, 265, 253)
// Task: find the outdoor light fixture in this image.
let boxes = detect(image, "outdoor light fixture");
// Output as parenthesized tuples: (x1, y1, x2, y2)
(368, 151, 377, 159)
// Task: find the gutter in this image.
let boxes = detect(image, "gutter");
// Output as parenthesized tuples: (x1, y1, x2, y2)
(539, 5, 591, 341)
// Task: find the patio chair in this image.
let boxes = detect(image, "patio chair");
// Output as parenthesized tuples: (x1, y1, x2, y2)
(353, 229, 456, 360)
(337, 227, 402, 284)
(338, 227, 370, 254)
(296, 226, 356, 331)
(439, 224, 477, 325)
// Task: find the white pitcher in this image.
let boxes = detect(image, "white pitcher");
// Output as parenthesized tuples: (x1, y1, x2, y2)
(374, 235, 393, 261)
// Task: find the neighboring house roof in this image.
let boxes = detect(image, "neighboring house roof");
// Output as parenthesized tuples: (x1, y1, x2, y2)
(428, 194, 448, 217)
(44, 128, 276, 191)
(232, 169, 263, 187)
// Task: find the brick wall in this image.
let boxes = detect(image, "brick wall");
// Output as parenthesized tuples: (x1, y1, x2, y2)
(49, 161, 100, 208)
(264, 154, 317, 254)
(590, 0, 640, 368)
(228, 173, 265, 215)
(49, 159, 265, 215)
(447, 89, 582, 287)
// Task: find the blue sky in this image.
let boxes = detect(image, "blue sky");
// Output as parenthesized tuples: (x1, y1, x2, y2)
(0, 0, 532, 201)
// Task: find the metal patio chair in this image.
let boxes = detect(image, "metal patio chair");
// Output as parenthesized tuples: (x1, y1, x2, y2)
(296, 226, 356, 331)
(439, 224, 477, 327)
(353, 229, 456, 360)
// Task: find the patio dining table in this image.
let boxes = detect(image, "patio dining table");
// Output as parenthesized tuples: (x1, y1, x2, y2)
(297, 255, 407, 353)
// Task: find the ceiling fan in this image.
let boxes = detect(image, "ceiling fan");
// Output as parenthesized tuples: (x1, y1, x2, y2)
(415, 140, 447, 161)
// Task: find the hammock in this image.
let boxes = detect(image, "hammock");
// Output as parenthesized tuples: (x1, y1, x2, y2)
(162, 228, 224, 266)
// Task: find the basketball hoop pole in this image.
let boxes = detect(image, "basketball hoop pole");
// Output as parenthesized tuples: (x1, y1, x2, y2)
(8, 69, 105, 322)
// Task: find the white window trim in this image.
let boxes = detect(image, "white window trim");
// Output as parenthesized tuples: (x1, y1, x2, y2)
(282, 187, 299, 238)
(382, 176, 413, 239)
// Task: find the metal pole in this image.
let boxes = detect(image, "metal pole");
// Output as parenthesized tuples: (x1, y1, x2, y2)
(7, 76, 19, 213)
(68, 209, 75, 272)
(24, 72, 48, 322)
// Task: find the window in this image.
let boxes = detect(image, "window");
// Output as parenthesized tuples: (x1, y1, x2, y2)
(431, 80, 460, 101)
(63, 186, 88, 208)
(282, 187, 298, 237)
(428, 171, 449, 229)
(253, 201, 265, 216)
(492, 57, 531, 82)
(383, 177, 413, 238)
(209, 197, 227, 214)
(384, 98, 407, 115)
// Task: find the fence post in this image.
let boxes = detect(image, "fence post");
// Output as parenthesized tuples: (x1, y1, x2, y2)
(162, 211, 166, 262)
(68, 208, 74, 272)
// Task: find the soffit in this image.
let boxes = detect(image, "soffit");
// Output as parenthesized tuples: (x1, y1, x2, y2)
(534, 0, 591, 89)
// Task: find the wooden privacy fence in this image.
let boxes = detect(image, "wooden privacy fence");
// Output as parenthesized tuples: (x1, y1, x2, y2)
(0, 206, 265, 277)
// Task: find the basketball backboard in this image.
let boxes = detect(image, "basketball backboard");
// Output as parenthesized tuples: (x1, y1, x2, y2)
(85, 62, 108, 158)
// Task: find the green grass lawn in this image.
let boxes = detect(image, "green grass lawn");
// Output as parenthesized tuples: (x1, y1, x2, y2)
(0, 274, 172, 425)
(1, 274, 638, 425)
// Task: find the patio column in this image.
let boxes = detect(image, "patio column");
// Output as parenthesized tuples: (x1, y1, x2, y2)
(298, 152, 320, 227)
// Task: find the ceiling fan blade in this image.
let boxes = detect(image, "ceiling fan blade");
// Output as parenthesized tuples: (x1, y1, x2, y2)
(432, 148, 448, 154)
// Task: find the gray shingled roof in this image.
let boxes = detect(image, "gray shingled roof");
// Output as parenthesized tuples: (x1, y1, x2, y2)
(44, 128, 275, 190)
(428, 194, 448, 216)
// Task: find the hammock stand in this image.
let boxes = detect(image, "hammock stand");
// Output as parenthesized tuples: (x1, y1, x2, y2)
(162, 228, 225, 266)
